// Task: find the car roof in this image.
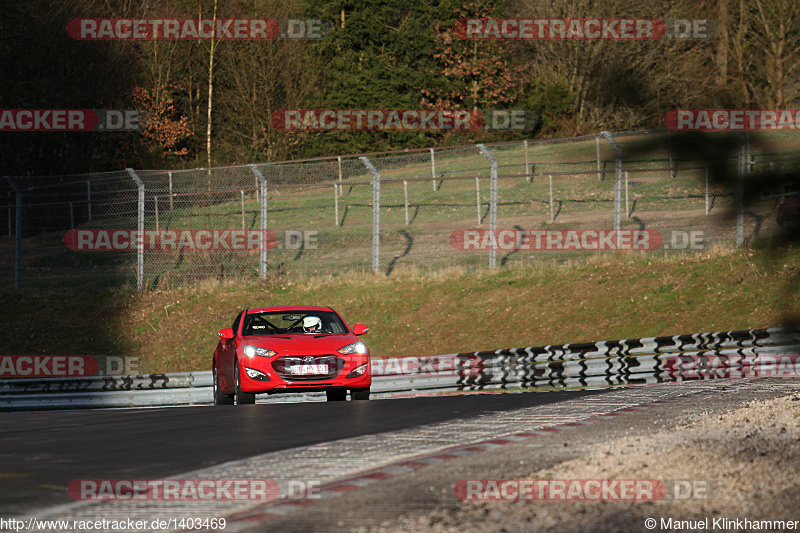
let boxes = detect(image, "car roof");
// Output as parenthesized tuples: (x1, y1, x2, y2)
(245, 305, 334, 314)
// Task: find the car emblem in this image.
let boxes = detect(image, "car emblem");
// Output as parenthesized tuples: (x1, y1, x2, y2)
(303, 356, 315, 364)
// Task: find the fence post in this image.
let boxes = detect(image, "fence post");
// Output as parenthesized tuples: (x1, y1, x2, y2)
(668, 130, 676, 178)
(86, 181, 92, 221)
(549, 174, 554, 221)
(334, 183, 339, 226)
(524, 140, 531, 182)
(337, 156, 343, 193)
(430, 148, 437, 191)
(168, 172, 174, 210)
(624, 171, 629, 218)
(403, 180, 409, 226)
(249, 164, 268, 280)
(5, 177, 21, 290)
(360, 157, 380, 274)
(240, 190, 246, 230)
(69, 202, 74, 229)
(736, 134, 745, 246)
(126, 168, 145, 293)
(477, 144, 497, 270)
(475, 176, 481, 225)
(596, 135, 602, 181)
(745, 131, 752, 172)
(600, 131, 622, 244)
(154, 196, 159, 231)
(705, 168, 710, 215)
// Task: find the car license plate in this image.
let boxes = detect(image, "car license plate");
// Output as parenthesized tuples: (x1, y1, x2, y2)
(289, 364, 328, 375)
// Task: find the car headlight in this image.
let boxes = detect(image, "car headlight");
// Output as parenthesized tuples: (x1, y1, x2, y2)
(337, 341, 367, 355)
(243, 345, 277, 358)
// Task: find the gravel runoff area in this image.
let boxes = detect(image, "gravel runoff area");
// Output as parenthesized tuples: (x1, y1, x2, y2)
(375, 381, 800, 533)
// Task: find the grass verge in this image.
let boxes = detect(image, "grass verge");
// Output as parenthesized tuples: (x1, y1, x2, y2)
(1, 245, 797, 373)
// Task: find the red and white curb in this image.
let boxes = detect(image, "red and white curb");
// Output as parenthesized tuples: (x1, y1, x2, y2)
(220, 378, 754, 529)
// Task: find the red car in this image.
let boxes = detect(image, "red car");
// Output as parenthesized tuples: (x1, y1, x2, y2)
(212, 306, 371, 404)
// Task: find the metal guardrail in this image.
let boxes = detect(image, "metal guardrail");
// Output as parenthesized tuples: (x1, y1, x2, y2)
(1, 327, 798, 410)
(0, 362, 460, 410)
(454, 327, 800, 390)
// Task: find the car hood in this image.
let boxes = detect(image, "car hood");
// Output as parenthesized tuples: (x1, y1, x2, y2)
(240, 334, 362, 356)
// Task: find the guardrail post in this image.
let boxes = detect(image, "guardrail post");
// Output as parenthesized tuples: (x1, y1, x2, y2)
(5, 177, 21, 290)
(249, 164, 268, 279)
(600, 131, 622, 243)
(477, 144, 497, 269)
(360, 157, 380, 274)
(126, 168, 145, 292)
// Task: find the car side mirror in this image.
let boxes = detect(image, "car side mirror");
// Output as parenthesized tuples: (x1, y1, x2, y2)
(218, 327, 235, 340)
(353, 324, 369, 336)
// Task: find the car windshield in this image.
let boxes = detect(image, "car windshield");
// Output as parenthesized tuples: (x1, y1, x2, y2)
(241, 310, 348, 336)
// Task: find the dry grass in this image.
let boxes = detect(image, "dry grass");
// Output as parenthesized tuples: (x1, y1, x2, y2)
(0, 246, 797, 373)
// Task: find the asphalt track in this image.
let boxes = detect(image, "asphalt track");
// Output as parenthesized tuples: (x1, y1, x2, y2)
(0, 388, 608, 517)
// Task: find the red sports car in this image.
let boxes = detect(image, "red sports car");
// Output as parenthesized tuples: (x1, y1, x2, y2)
(212, 306, 371, 404)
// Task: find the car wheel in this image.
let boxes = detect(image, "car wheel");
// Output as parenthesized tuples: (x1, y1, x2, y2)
(351, 388, 370, 401)
(213, 362, 234, 405)
(234, 360, 256, 405)
(326, 389, 347, 401)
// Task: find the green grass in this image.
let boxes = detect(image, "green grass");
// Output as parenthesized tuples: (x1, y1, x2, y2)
(1, 244, 797, 374)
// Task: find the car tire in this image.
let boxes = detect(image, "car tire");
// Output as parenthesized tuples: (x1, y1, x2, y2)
(234, 360, 256, 405)
(213, 362, 234, 405)
(350, 388, 370, 401)
(326, 389, 347, 401)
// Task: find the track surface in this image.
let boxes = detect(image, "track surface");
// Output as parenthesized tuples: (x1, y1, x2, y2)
(0, 388, 607, 516)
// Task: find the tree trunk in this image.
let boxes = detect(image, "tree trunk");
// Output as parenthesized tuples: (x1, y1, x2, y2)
(207, 0, 218, 183)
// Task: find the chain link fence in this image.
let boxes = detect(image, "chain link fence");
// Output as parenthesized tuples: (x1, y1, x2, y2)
(2, 129, 798, 290)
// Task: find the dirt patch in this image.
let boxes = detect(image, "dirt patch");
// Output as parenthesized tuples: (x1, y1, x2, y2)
(380, 392, 800, 532)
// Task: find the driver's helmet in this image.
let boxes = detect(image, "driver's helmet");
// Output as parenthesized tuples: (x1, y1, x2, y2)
(302, 316, 322, 332)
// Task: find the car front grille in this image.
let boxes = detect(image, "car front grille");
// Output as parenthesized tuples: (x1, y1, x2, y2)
(271, 355, 345, 381)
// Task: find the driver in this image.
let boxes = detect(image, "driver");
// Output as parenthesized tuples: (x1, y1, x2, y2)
(302, 316, 322, 333)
